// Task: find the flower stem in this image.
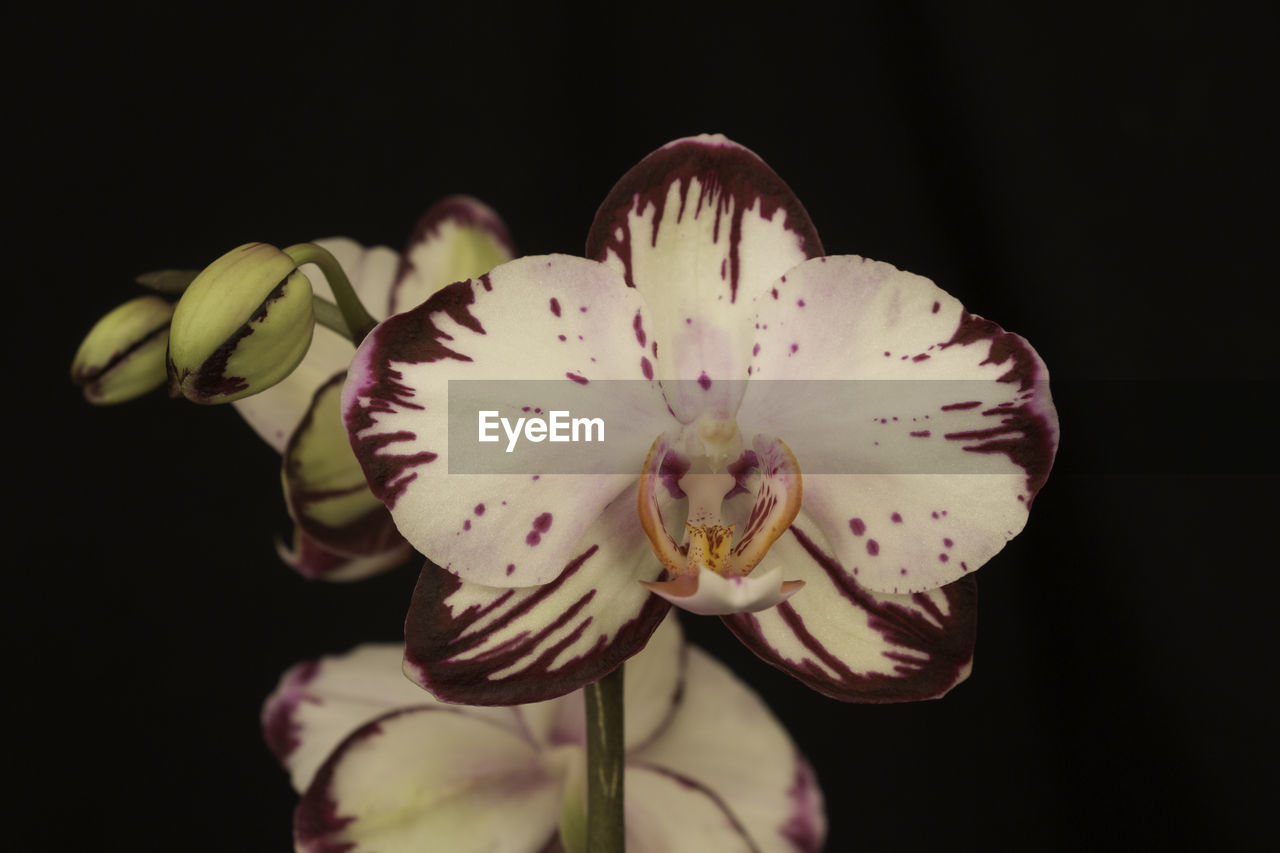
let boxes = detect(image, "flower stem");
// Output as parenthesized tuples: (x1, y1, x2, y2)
(584, 664, 625, 852)
(310, 296, 353, 342)
(283, 243, 379, 344)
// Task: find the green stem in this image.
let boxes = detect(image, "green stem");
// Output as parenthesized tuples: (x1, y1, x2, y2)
(283, 243, 379, 344)
(310, 296, 353, 342)
(584, 664, 626, 852)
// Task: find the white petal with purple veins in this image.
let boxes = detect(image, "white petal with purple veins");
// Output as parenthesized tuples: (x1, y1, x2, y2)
(724, 519, 976, 703)
(344, 255, 672, 588)
(403, 489, 671, 705)
(736, 255, 1058, 593)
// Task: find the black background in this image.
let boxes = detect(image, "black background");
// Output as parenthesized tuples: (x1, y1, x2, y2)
(15, 2, 1274, 850)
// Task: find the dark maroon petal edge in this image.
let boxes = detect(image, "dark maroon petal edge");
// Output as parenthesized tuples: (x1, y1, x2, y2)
(723, 525, 978, 703)
(585, 136, 824, 302)
(404, 556, 671, 706)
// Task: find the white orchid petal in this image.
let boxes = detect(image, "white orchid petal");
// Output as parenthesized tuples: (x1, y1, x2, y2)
(586, 134, 822, 420)
(736, 255, 1058, 593)
(294, 707, 558, 853)
(390, 195, 516, 316)
(261, 644, 523, 793)
(629, 647, 824, 852)
(344, 254, 671, 588)
(623, 764, 759, 853)
(403, 489, 670, 705)
(724, 519, 976, 702)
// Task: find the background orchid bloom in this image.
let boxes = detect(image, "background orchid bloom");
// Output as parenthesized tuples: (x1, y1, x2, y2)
(263, 616, 824, 853)
(233, 197, 514, 580)
(343, 135, 1058, 703)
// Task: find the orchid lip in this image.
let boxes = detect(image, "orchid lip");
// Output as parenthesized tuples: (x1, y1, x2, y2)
(637, 428, 804, 614)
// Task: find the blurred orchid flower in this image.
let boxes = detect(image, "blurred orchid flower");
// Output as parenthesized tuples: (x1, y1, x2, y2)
(343, 136, 1058, 701)
(263, 616, 824, 853)
(234, 197, 514, 579)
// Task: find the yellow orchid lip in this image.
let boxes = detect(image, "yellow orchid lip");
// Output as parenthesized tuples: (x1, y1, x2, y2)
(637, 427, 805, 614)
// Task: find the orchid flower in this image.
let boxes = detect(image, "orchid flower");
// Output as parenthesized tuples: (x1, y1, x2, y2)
(233, 197, 514, 580)
(342, 136, 1059, 703)
(263, 616, 824, 852)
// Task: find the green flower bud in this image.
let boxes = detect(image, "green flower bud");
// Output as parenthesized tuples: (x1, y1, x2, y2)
(167, 242, 315, 404)
(71, 295, 174, 404)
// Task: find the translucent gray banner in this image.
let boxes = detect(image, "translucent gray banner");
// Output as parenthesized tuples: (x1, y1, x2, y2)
(447, 379, 1044, 475)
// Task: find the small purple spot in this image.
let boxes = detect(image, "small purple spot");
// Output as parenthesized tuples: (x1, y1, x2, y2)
(961, 561, 969, 571)
(747, 365, 753, 375)
(901, 355, 909, 360)
(566, 372, 589, 385)
(932, 301, 940, 313)
(549, 298, 561, 317)
(753, 343, 761, 356)
(797, 299, 805, 307)
(771, 288, 779, 299)
(853, 567, 859, 575)
(849, 518, 866, 536)
(475, 504, 485, 515)
(558, 334, 566, 341)
(532, 512, 553, 532)
(931, 511, 939, 519)
(633, 313, 646, 346)
(1017, 494, 1026, 502)
(941, 510, 947, 516)
(522, 406, 531, 412)
(943, 538, 953, 548)
(891, 512, 902, 523)
(506, 563, 515, 575)
(900, 568, 908, 575)
(531, 475, 540, 481)
(720, 258, 727, 280)
(685, 317, 692, 325)
(534, 408, 542, 414)
(913, 353, 931, 362)
(526, 532, 541, 546)
(698, 372, 712, 391)
(866, 539, 880, 556)
(883, 351, 891, 357)
(879, 418, 887, 424)
(463, 519, 471, 531)
(910, 430, 931, 437)
(641, 356, 653, 380)
(790, 343, 798, 353)
(939, 553, 949, 562)
(579, 306, 588, 313)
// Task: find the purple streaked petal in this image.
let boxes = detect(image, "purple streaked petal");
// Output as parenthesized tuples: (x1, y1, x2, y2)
(389, 195, 516, 316)
(586, 134, 823, 420)
(282, 371, 409, 570)
(736, 255, 1058, 593)
(403, 489, 670, 705)
(233, 237, 399, 452)
(294, 707, 558, 853)
(630, 646, 826, 852)
(343, 255, 670, 589)
(261, 644, 522, 793)
(723, 520, 976, 703)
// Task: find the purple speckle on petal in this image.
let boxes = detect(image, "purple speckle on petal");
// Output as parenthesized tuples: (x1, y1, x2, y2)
(753, 343, 761, 356)
(474, 504, 485, 515)
(463, 519, 471, 531)
(884, 351, 891, 357)
(943, 538, 953, 548)
(849, 518, 866, 536)
(526, 531, 541, 546)
(790, 343, 798, 353)
(913, 353, 931, 362)
(900, 568, 908, 575)
(797, 299, 805, 307)
(932, 301, 940, 313)
(910, 430, 931, 437)
(939, 553, 949, 562)
(566, 372, 589, 385)
(549, 298, 561, 317)
(698, 372, 711, 391)
(579, 306, 588, 313)
(506, 563, 515, 575)
(866, 539, 880, 556)
(558, 334, 566, 341)
(641, 356, 653, 380)
(771, 288, 778, 299)
(931, 511, 939, 519)
(891, 512, 902, 523)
